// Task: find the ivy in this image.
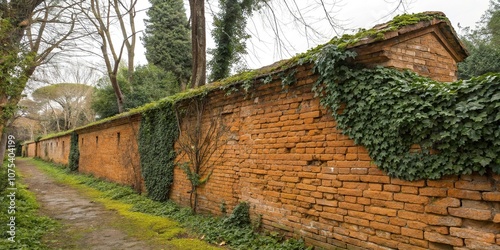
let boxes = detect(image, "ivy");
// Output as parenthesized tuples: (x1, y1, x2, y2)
(68, 131, 79, 171)
(138, 101, 179, 201)
(314, 44, 500, 180)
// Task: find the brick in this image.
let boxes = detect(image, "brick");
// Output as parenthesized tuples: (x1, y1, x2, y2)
(401, 186, 419, 194)
(372, 199, 404, 210)
(391, 179, 426, 187)
(424, 232, 464, 246)
(450, 227, 496, 243)
(448, 189, 482, 200)
(338, 188, 363, 197)
(401, 227, 424, 239)
(448, 207, 492, 221)
(297, 183, 317, 191)
(455, 180, 493, 191)
(383, 184, 401, 192)
(464, 239, 500, 250)
(359, 175, 391, 183)
(347, 210, 375, 221)
(483, 192, 500, 201)
(423, 214, 462, 226)
(370, 221, 400, 234)
(339, 201, 364, 211)
(494, 213, 500, 223)
(365, 206, 397, 216)
(316, 199, 338, 207)
(419, 187, 447, 197)
(394, 193, 429, 204)
(363, 190, 393, 201)
(344, 216, 370, 227)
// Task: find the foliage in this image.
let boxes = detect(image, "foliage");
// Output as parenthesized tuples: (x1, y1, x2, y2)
(458, 0, 500, 79)
(143, 0, 192, 86)
(314, 44, 500, 180)
(34, 159, 310, 250)
(92, 64, 179, 119)
(68, 131, 79, 171)
(223, 202, 251, 227)
(0, 161, 58, 249)
(208, 0, 260, 81)
(138, 101, 179, 201)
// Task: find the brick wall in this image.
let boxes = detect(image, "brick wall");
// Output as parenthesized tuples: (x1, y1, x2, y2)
(34, 135, 71, 165)
(23, 16, 500, 250)
(77, 115, 143, 190)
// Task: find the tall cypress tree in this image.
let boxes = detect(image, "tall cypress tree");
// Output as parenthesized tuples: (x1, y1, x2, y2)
(143, 0, 192, 87)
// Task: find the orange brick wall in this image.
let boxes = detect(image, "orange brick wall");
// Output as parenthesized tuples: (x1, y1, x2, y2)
(32, 135, 71, 165)
(77, 116, 143, 190)
(23, 24, 500, 249)
(384, 32, 458, 82)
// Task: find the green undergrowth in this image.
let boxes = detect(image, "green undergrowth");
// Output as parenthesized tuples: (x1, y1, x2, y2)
(30, 159, 310, 250)
(0, 161, 58, 250)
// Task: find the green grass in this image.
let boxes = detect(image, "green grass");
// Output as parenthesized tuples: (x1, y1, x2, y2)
(0, 161, 59, 250)
(29, 158, 311, 250)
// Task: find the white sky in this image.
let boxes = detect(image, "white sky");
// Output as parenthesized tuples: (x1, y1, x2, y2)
(133, 0, 491, 70)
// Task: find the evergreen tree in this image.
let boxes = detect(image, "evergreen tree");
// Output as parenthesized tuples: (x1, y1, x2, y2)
(143, 0, 192, 87)
(209, 0, 257, 82)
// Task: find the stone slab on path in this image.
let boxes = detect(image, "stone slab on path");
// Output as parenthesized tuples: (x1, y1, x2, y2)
(17, 159, 171, 250)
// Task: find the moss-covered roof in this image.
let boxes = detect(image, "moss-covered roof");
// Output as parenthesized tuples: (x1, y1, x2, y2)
(30, 11, 465, 142)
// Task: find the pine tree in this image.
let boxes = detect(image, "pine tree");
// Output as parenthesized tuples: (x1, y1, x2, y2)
(143, 0, 192, 87)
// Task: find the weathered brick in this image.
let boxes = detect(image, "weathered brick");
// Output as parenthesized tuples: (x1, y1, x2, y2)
(450, 227, 496, 243)
(365, 206, 397, 217)
(363, 190, 393, 201)
(419, 187, 447, 197)
(455, 180, 493, 191)
(483, 192, 500, 202)
(370, 221, 400, 234)
(448, 189, 482, 200)
(424, 232, 464, 246)
(394, 193, 429, 204)
(401, 227, 424, 239)
(423, 214, 462, 226)
(448, 207, 492, 221)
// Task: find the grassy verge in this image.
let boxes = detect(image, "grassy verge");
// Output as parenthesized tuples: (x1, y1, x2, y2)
(30, 158, 310, 250)
(0, 161, 58, 250)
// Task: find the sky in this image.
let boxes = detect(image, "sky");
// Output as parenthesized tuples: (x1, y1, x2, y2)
(133, 0, 492, 71)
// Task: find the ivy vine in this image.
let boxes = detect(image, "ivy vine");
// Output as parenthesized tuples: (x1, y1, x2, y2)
(138, 101, 179, 201)
(68, 131, 79, 171)
(314, 44, 500, 180)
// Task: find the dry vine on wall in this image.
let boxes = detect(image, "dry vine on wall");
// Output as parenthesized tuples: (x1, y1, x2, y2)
(175, 97, 229, 213)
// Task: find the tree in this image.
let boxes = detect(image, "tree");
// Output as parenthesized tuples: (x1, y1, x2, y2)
(208, 0, 257, 82)
(92, 64, 179, 119)
(143, 0, 191, 89)
(458, 0, 500, 79)
(79, 0, 138, 113)
(0, 0, 83, 161)
(31, 83, 95, 131)
(189, 0, 206, 89)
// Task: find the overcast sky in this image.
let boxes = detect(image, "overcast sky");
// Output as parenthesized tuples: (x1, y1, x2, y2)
(135, 0, 491, 70)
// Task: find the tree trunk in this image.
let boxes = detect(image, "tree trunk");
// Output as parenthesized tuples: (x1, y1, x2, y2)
(110, 74, 125, 113)
(189, 0, 206, 88)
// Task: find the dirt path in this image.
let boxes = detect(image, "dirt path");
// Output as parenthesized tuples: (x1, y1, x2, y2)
(17, 159, 169, 250)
